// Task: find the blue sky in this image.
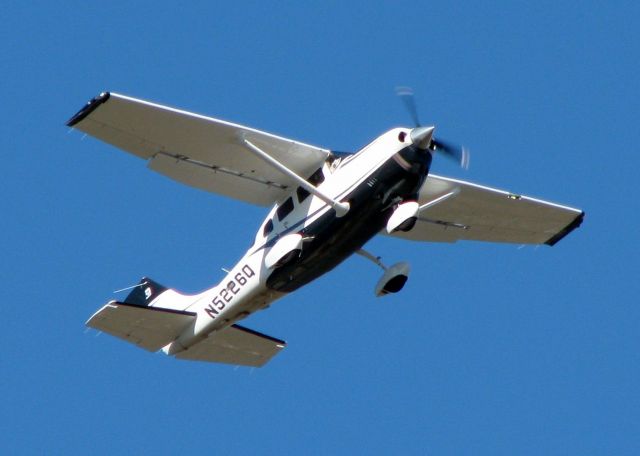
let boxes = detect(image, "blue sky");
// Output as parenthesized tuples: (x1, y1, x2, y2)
(2, 1, 638, 454)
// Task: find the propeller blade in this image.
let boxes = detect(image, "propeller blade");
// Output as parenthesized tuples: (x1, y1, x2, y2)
(395, 86, 421, 127)
(432, 138, 470, 169)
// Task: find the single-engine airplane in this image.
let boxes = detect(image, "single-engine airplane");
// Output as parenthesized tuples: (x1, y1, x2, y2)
(68, 90, 583, 367)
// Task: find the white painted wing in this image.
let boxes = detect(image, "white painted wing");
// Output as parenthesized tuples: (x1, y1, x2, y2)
(67, 92, 330, 205)
(390, 174, 584, 245)
(86, 301, 196, 352)
(175, 324, 286, 367)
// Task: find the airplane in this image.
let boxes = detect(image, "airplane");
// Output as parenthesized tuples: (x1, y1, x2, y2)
(67, 90, 584, 367)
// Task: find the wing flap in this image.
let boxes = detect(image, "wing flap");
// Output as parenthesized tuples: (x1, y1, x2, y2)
(148, 152, 287, 205)
(175, 324, 286, 367)
(86, 301, 196, 352)
(68, 92, 330, 205)
(391, 174, 584, 245)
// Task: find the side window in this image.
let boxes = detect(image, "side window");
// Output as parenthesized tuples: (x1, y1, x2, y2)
(308, 168, 325, 186)
(297, 168, 324, 203)
(263, 219, 274, 236)
(276, 197, 294, 221)
(296, 186, 310, 203)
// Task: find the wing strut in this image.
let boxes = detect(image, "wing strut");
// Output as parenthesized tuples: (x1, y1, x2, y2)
(418, 189, 460, 211)
(243, 139, 350, 217)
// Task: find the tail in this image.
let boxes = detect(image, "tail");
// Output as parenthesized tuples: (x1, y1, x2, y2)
(122, 277, 194, 311)
(88, 276, 286, 366)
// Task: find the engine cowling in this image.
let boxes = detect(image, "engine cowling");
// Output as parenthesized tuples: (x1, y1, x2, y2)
(375, 262, 410, 297)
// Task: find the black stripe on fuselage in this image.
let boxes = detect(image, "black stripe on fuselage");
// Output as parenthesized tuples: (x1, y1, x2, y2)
(265, 148, 431, 292)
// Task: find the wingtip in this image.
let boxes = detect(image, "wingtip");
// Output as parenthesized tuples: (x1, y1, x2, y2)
(545, 211, 585, 246)
(66, 91, 111, 127)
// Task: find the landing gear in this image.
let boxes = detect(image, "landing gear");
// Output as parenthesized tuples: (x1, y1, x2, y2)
(386, 201, 419, 233)
(356, 249, 410, 297)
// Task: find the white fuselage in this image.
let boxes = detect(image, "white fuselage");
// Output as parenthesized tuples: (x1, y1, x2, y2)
(164, 128, 417, 354)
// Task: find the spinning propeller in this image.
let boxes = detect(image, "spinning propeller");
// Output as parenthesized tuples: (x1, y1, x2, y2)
(396, 87, 470, 169)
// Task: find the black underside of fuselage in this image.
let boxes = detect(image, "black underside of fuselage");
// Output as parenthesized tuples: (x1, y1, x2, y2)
(266, 149, 430, 293)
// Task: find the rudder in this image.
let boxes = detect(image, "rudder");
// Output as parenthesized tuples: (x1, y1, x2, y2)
(122, 277, 194, 312)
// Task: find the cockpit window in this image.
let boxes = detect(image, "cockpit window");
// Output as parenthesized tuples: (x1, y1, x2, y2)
(263, 218, 274, 236)
(308, 168, 325, 186)
(276, 197, 294, 221)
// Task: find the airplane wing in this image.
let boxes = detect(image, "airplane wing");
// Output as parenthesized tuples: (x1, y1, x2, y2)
(175, 324, 286, 367)
(67, 92, 330, 205)
(86, 301, 196, 352)
(389, 174, 584, 245)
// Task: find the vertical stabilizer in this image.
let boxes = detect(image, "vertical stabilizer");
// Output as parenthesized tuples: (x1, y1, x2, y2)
(124, 277, 168, 306)
(122, 277, 195, 311)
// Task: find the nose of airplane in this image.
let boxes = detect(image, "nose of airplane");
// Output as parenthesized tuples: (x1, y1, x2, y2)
(410, 125, 435, 150)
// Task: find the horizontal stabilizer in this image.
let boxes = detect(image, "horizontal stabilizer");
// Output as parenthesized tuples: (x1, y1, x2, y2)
(175, 324, 286, 367)
(86, 301, 195, 352)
